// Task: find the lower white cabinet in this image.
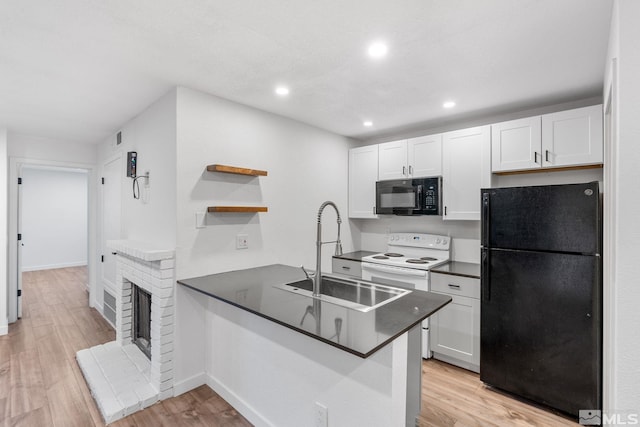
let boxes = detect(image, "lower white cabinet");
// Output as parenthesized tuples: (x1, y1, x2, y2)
(331, 257, 362, 279)
(430, 272, 480, 372)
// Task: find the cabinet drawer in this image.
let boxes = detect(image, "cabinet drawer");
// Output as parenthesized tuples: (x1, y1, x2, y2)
(332, 258, 362, 279)
(430, 272, 480, 299)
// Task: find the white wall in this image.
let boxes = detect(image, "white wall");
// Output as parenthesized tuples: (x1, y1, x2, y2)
(173, 86, 355, 388)
(21, 167, 88, 271)
(0, 129, 8, 335)
(604, 0, 640, 415)
(95, 89, 177, 312)
(97, 89, 177, 249)
(8, 133, 98, 165)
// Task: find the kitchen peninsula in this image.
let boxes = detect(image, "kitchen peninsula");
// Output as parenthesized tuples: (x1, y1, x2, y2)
(178, 264, 451, 427)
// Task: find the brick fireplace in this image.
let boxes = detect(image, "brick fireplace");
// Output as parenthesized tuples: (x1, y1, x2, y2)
(76, 240, 175, 424)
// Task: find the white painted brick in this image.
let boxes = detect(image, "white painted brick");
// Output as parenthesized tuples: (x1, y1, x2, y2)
(159, 259, 175, 269)
(100, 397, 125, 424)
(159, 342, 174, 355)
(134, 383, 159, 408)
(158, 389, 174, 401)
(158, 379, 173, 392)
(117, 390, 141, 417)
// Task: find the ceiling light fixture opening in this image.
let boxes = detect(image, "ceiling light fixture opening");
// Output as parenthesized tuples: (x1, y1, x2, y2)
(367, 42, 388, 58)
(363, 121, 373, 127)
(275, 86, 290, 96)
(443, 101, 456, 109)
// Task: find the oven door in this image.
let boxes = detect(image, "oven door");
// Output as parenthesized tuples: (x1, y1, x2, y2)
(362, 262, 432, 358)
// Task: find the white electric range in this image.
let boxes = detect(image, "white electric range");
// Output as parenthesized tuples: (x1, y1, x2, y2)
(361, 233, 451, 359)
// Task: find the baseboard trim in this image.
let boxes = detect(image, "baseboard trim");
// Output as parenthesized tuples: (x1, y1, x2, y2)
(22, 261, 87, 272)
(173, 372, 208, 397)
(0, 322, 8, 336)
(206, 374, 274, 427)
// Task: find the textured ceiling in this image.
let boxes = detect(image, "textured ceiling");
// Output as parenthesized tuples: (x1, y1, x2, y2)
(0, 0, 613, 144)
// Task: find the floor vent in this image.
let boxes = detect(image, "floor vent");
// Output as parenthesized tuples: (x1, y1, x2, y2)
(103, 290, 116, 326)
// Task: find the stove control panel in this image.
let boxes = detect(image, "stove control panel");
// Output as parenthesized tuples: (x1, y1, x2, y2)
(387, 233, 450, 249)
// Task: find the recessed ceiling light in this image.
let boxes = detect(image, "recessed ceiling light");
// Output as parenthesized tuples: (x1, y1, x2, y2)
(275, 86, 290, 96)
(367, 42, 388, 58)
(363, 121, 373, 127)
(443, 101, 456, 109)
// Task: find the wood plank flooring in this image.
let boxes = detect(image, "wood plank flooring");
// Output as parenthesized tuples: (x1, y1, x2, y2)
(0, 267, 577, 426)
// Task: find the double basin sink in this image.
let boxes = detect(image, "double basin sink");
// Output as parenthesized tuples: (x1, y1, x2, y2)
(274, 275, 411, 312)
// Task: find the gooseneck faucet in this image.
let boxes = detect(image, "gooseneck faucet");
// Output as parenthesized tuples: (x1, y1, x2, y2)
(314, 201, 343, 297)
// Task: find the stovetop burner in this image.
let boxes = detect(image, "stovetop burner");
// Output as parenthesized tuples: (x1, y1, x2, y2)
(372, 255, 389, 260)
(384, 253, 404, 257)
(420, 257, 438, 261)
(406, 259, 429, 264)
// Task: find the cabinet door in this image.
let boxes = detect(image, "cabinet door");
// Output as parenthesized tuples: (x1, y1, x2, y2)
(348, 145, 379, 218)
(407, 134, 442, 177)
(378, 140, 408, 180)
(491, 116, 541, 172)
(541, 104, 603, 168)
(442, 126, 491, 220)
(431, 293, 480, 368)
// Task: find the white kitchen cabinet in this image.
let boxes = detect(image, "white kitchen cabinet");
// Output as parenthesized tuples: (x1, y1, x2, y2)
(378, 135, 442, 180)
(430, 272, 480, 372)
(491, 116, 541, 172)
(442, 125, 491, 220)
(491, 105, 603, 173)
(408, 134, 442, 177)
(378, 139, 408, 180)
(541, 104, 603, 168)
(348, 145, 378, 218)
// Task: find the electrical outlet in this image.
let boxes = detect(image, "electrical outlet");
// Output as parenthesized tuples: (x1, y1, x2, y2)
(236, 234, 249, 249)
(314, 402, 328, 427)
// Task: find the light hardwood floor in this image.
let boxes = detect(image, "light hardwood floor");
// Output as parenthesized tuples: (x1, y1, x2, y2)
(1, 267, 577, 426)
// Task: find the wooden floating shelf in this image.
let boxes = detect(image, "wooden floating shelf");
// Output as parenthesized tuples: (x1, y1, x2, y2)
(208, 206, 268, 213)
(493, 164, 603, 176)
(206, 164, 268, 176)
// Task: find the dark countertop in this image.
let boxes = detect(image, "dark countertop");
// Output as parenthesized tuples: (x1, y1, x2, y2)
(178, 264, 451, 358)
(332, 251, 377, 262)
(430, 261, 481, 279)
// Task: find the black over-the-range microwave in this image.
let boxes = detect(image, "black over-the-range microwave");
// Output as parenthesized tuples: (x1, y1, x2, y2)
(375, 176, 442, 215)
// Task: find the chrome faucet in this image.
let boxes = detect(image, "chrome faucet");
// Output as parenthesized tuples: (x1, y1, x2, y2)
(313, 201, 343, 297)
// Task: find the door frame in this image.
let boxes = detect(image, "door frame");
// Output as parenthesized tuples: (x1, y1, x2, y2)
(7, 156, 97, 322)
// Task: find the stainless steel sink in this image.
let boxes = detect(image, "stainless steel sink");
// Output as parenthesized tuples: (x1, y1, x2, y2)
(274, 275, 411, 312)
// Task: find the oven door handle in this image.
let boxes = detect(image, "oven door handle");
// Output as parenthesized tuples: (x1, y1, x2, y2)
(362, 262, 428, 278)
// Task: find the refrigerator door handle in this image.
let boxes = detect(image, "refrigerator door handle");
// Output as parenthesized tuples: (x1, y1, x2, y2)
(481, 249, 490, 302)
(481, 192, 490, 247)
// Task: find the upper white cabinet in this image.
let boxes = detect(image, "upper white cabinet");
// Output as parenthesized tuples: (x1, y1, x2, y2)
(378, 140, 408, 180)
(442, 126, 491, 220)
(491, 105, 603, 173)
(541, 105, 603, 168)
(491, 116, 541, 172)
(408, 134, 443, 177)
(348, 145, 379, 218)
(378, 135, 442, 180)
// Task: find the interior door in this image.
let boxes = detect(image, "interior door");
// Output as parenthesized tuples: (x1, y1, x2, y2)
(101, 156, 122, 298)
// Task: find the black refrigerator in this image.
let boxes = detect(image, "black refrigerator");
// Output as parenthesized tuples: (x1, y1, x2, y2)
(480, 182, 602, 418)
